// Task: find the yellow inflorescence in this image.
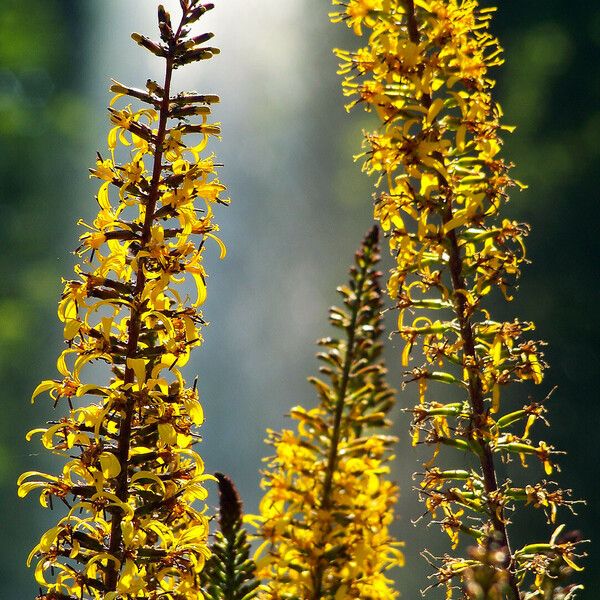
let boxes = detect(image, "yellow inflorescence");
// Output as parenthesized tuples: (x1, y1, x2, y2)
(331, 0, 584, 597)
(253, 229, 404, 599)
(256, 426, 401, 599)
(18, 3, 227, 598)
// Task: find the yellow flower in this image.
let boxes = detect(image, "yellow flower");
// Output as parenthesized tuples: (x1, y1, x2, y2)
(19, 3, 227, 597)
(254, 229, 403, 599)
(332, 0, 583, 596)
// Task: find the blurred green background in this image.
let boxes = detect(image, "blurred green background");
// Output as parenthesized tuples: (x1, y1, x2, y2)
(0, 0, 597, 597)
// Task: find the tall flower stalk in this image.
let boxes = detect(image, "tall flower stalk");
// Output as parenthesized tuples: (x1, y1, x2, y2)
(18, 2, 227, 598)
(253, 228, 404, 599)
(330, 1, 584, 598)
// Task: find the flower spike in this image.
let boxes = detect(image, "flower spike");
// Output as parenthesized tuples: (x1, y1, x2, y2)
(253, 227, 404, 599)
(202, 473, 259, 600)
(19, 2, 228, 598)
(331, 0, 585, 598)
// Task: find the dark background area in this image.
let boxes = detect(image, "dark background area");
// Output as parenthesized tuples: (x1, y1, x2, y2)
(0, 1, 597, 597)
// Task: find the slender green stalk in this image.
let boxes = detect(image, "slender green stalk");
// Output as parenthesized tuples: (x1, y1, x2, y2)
(313, 228, 378, 599)
(254, 227, 403, 599)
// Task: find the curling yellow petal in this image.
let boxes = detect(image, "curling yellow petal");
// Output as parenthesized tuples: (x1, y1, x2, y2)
(30, 381, 56, 404)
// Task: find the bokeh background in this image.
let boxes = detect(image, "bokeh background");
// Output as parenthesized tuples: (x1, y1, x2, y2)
(0, 0, 598, 597)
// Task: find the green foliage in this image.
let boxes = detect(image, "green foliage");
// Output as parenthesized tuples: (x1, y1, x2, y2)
(204, 474, 259, 600)
(0, 1, 85, 595)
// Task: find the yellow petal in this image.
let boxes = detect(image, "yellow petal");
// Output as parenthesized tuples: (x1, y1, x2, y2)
(99, 452, 121, 479)
(158, 423, 177, 445)
(30, 381, 56, 404)
(63, 319, 81, 341)
(127, 357, 147, 385)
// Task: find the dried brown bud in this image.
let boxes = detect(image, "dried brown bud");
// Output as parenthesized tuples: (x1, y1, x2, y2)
(215, 472, 243, 536)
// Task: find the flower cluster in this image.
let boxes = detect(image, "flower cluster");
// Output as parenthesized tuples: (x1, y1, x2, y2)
(252, 228, 404, 599)
(18, 2, 227, 598)
(331, 0, 584, 597)
(449, 529, 583, 600)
